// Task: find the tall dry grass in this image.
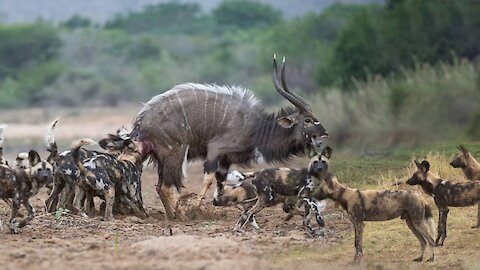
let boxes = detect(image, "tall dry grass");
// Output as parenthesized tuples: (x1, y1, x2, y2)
(311, 58, 480, 149)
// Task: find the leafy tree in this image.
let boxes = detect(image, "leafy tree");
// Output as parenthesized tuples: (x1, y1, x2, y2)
(213, 0, 281, 30)
(62, 15, 92, 29)
(104, 2, 211, 35)
(0, 23, 61, 79)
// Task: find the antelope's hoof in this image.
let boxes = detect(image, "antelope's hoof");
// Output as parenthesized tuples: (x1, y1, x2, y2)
(426, 257, 434, 262)
(471, 224, 480, 229)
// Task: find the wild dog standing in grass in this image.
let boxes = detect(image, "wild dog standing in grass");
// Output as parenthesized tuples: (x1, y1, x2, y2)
(45, 119, 129, 214)
(213, 170, 326, 230)
(450, 145, 480, 228)
(71, 137, 147, 220)
(230, 147, 333, 233)
(407, 160, 480, 246)
(310, 154, 435, 263)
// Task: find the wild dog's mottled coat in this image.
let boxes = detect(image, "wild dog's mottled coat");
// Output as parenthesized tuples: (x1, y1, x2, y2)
(213, 171, 320, 230)
(310, 155, 435, 263)
(407, 160, 480, 246)
(450, 145, 480, 228)
(71, 138, 146, 220)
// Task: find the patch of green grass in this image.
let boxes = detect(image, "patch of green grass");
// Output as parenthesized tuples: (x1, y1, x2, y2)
(270, 142, 480, 269)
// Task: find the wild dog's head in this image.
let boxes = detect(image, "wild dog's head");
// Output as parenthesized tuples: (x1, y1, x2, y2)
(213, 170, 255, 206)
(27, 150, 54, 186)
(98, 126, 133, 156)
(450, 145, 471, 169)
(308, 146, 333, 178)
(307, 146, 335, 199)
(406, 160, 433, 187)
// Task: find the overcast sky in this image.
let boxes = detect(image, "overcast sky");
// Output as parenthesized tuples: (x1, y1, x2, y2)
(0, 0, 381, 24)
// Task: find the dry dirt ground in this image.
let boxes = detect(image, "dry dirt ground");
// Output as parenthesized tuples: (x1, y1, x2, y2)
(1, 108, 479, 270)
(0, 108, 350, 270)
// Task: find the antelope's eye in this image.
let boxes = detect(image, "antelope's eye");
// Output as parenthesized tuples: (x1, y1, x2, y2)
(305, 118, 312, 124)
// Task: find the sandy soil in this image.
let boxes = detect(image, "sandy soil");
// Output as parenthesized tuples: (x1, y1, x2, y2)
(0, 108, 350, 270)
(0, 165, 351, 270)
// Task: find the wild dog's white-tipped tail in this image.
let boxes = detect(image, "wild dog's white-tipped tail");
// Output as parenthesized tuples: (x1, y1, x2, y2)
(0, 124, 7, 147)
(17, 152, 29, 160)
(71, 138, 97, 149)
(45, 118, 59, 149)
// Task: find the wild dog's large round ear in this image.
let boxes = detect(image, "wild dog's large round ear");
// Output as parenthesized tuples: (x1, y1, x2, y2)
(420, 160, 430, 172)
(414, 159, 421, 169)
(458, 145, 469, 156)
(28, 150, 41, 166)
(322, 146, 333, 159)
(99, 138, 116, 151)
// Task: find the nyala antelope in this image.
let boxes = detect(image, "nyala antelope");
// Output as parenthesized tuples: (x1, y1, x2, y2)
(450, 145, 480, 228)
(407, 160, 480, 246)
(310, 155, 435, 263)
(131, 56, 328, 219)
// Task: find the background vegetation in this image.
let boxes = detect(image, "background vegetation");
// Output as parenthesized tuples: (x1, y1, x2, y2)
(0, 0, 479, 149)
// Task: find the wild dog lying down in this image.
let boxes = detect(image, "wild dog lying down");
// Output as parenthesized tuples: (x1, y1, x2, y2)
(71, 137, 147, 220)
(310, 155, 435, 263)
(450, 145, 480, 228)
(213, 170, 326, 230)
(407, 160, 480, 246)
(225, 148, 333, 232)
(0, 151, 54, 233)
(45, 119, 129, 214)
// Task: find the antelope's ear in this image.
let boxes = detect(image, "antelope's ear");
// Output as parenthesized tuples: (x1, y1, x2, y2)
(277, 115, 298, 128)
(28, 150, 41, 166)
(321, 146, 333, 159)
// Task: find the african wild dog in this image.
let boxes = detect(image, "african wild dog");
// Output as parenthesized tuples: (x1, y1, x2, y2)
(213, 170, 325, 230)
(227, 147, 333, 233)
(71, 137, 147, 220)
(0, 151, 54, 233)
(131, 56, 328, 219)
(45, 119, 130, 215)
(407, 160, 480, 246)
(450, 145, 480, 228)
(310, 154, 435, 263)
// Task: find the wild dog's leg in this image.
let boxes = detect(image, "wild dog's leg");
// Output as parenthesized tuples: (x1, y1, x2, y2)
(352, 219, 364, 263)
(84, 191, 95, 217)
(475, 203, 480, 228)
(413, 220, 435, 262)
(235, 197, 266, 231)
(121, 196, 147, 218)
(435, 208, 444, 246)
(438, 208, 449, 246)
(249, 214, 259, 229)
(18, 200, 35, 229)
(302, 199, 315, 235)
(9, 196, 21, 233)
(73, 185, 87, 216)
(46, 179, 64, 212)
(104, 188, 115, 221)
(406, 217, 426, 262)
